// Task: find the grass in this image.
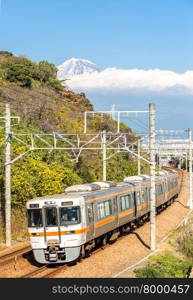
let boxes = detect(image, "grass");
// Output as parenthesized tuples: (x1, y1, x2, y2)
(0, 206, 28, 244)
(175, 217, 193, 263)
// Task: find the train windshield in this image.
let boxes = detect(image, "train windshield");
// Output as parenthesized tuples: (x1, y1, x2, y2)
(45, 207, 58, 227)
(60, 206, 81, 226)
(28, 209, 43, 227)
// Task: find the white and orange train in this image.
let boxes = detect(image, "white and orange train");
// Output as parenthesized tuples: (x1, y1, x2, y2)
(26, 170, 180, 264)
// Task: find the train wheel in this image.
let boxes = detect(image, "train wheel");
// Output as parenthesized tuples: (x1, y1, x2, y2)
(81, 245, 86, 258)
(102, 235, 108, 248)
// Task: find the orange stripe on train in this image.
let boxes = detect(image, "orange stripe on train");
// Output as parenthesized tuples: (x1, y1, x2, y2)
(94, 216, 115, 228)
(119, 209, 133, 218)
(28, 227, 90, 237)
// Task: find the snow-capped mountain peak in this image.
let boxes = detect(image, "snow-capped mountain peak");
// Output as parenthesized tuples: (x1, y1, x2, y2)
(57, 58, 100, 79)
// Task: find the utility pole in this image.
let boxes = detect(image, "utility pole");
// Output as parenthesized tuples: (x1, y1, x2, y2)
(188, 128, 192, 210)
(159, 154, 161, 168)
(185, 152, 187, 171)
(137, 139, 141, 175)
(5, 104, 11, 247)
(117, 112, 120, 133)
(111, 104, 116, 120)
(102, 131, 107, 181)
(149, 103, 156, 251)
(84, 111, 87, 133)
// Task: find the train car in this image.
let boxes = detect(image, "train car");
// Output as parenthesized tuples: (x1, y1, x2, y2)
(26, 171, 180, 264)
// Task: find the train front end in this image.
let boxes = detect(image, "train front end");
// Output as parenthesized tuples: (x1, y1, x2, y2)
(26, 196, 86, 264)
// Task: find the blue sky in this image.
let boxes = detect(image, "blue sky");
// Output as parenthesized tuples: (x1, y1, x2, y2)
(0, 0, 193, 130)
(0, 0, 193, 71)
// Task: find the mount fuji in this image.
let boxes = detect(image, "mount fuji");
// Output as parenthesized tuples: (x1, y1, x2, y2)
(57, 58, 100, 80)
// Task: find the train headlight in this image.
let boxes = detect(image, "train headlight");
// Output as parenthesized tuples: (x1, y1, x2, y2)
(31, 232, 40, 236)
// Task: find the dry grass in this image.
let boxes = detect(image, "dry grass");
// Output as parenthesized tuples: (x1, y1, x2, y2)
(0, 207, 28, 245)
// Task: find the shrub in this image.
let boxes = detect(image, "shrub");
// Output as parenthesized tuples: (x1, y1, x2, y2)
(134, 251, 191, 278)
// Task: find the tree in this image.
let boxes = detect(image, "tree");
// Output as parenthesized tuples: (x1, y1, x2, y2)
(36, 61, 57, 82)
(5, 64, 33, 88)
(0, 50, 13, 57)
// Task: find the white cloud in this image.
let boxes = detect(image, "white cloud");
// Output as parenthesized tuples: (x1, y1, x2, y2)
(65, 68, 193, 95)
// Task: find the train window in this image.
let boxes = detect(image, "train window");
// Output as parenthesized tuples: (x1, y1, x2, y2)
(169, 181, 172, 190)
(148, 188, 150, 200)
(170, 181, 173, 189)
(60, 206, 81, 225)
(28, 209, 43, 227)
(164, 182, 168, 192)
(45, 207, 58, 227)
(120, 194, 131, 211)
(97, 200, 112, 220)
(156, 184, 163, 196)
(141, 189, 147, 203)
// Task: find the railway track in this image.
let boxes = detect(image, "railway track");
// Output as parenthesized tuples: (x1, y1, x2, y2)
(22, 264, 69, 278)
(21, 265, 48, 278)
(0, 245, 32, 268)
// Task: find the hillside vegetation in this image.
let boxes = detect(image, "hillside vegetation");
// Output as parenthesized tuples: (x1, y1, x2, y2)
(0, 51, 149, 241)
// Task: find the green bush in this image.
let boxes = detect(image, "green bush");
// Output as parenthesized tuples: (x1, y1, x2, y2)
(134, 251, 191, 278)
(0, 50, 13, 57)
(0, 51, 64, 91)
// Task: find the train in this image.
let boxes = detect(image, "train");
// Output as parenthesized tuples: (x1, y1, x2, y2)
(26, 170, 180, 264)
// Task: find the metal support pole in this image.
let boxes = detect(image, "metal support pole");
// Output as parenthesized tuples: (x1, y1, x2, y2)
(137, 139, 141, 175)
(84, 112, 87, 133)
(186, 153, 188, 171)
(185, 152, 187, 171)
(159, 154, 161, 168)
(117, 112, 120, 133)
(149, 103, 156, 251)
(102, 131, 107, 181)
(188, 128, 193, 210)
(5, 104, 11, 246)
(158, 149, 161, 168)
(111, 104, 115, 120)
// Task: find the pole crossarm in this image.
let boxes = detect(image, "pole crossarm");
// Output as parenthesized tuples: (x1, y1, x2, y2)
(84, 110, 149, 133)
(7, 149, 33, 165)
(10, 131, 144, 163)
(123, 147, 150, 163)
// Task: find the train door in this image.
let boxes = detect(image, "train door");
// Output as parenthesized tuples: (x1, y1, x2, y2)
(43, 206, 61, 244)
(87, 203, 95, 239)
(141, 188, 148, 213)
(133, 192, 137, 217)
(113, 197, 118, 225)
